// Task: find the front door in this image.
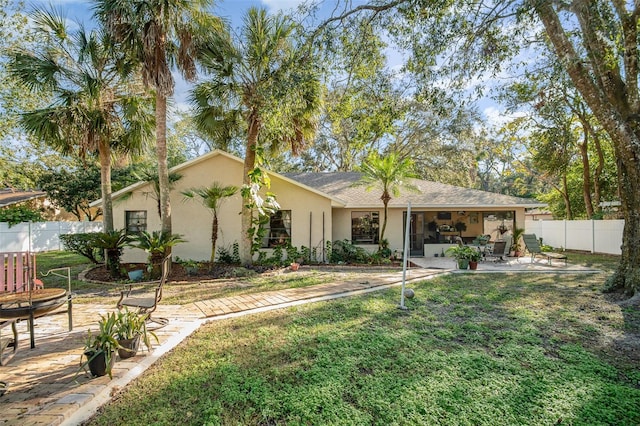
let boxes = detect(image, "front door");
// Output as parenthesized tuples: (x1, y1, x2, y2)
(403, 212, 425, 256)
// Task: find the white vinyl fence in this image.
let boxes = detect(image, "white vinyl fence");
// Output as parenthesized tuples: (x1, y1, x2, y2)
(0, 221, 103, 253)
(525, 219, 624, 255)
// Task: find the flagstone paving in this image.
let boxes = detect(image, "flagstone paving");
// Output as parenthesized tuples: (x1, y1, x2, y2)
(0, 258, 599, 425)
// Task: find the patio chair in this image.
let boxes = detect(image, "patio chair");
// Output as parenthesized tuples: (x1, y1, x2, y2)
(485, 236, 512, 263)
(522, 234, 567, 265)
(117, 255, 170, 328)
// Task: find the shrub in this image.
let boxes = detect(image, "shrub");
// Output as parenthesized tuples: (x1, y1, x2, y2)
(0, 205, 44, 227)
(93, 230, 131, 279)
(60, 233, 104, 264)
(329, 239, 371, 264)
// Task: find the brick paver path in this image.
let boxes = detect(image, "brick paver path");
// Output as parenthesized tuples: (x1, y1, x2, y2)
(0, 267, 441, 425)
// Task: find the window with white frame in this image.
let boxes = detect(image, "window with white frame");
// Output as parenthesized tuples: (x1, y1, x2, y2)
(125, 210, 147, 233)
(261, 210, 292, 248)
(351, 211, 379, 244)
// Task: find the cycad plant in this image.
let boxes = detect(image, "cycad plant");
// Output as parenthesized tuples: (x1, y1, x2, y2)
(130, 231, 186, 278)
(93, 230, 131, 278)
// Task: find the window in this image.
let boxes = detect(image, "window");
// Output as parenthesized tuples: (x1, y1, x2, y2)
(351, 211, 379, 244)
(125, 211, 147, 233)
(262, 210, 292, 248)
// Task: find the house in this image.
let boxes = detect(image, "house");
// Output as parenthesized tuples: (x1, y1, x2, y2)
(105, 150, 544, 262)
(0, 189, 48, 209)
(0, 189, 90, 221)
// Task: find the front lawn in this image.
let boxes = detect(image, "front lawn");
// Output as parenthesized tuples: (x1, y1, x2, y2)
(88, 270, 639, 425)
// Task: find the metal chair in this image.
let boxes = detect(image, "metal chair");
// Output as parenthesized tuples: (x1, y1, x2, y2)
(117, 255, 170, 328)
(486, 236, 512, 263)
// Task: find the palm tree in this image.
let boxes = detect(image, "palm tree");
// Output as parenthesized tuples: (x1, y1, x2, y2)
(192, 7, 322, 264)
(182, 183, 239, 265)
(8, 9, 153, 232)
(94, 0, 223, 235)
(356, 152, 418, 249)
(134, 169, 183, 219)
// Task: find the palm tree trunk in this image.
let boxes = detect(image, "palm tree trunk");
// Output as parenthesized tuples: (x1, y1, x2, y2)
(380, 191, 391, 249)
(211, 214, 218, 265)
(98, 140, 114, 232)
(240, 113, 260, 266)
(156, 92, 172, 235)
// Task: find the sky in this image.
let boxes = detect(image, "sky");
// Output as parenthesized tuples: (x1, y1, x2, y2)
(26, 0, 508, 127)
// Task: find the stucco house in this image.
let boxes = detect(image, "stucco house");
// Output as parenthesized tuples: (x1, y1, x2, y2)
(104, 150, 543, 262)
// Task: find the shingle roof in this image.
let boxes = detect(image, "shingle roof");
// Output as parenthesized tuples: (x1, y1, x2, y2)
(284, 172, 543, 208)
(0, 189, 47, 207)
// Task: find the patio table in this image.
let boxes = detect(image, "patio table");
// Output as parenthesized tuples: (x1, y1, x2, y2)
(0, 288, 67, 348)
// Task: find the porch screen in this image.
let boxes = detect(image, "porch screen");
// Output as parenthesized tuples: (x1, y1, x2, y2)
(262, 210, 292, 248)
(351, 212, 379, 244)
(125, 210, 147, 233)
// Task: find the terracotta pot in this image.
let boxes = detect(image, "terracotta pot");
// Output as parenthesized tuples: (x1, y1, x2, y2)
(290, 263, 300, 271)
(469, 261, 478, 270)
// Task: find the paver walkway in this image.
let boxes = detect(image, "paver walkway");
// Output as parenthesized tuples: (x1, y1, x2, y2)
(0, 266, 441, 425)
(0, 259, 599, 425)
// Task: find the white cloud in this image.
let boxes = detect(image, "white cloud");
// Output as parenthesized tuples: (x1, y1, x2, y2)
(482, 106, 526, 128)
(260, 0, 306, 12)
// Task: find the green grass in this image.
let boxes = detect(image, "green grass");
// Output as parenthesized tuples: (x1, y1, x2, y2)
(88, 270, 639, 425)
(563, 250, 620, 272)
(34, 251, 396, 305)
(159, 269, 393, 305)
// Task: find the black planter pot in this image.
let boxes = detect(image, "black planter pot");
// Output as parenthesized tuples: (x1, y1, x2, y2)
(84, 350, 115, 377)
(117, 335, 141, 359)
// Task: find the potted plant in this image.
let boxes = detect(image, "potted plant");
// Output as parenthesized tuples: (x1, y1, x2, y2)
(511, 227, 525, 256)
(454, 221, 467, 235)
(446, 245, 476, 269)
(477, 234, 490, 246)
(81, 312, 120, 378)
(468, 248, 482, 270)
(127, 269, 144, 281)
(114, 308, 158, 359)
(130, 231, 186, 279)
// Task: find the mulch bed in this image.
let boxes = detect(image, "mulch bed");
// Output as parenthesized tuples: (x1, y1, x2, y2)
(83, 263, 274, 283)
(83, 261, 409, 283)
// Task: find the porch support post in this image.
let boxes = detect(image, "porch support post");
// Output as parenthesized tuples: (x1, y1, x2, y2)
(400, 202, 411, 310)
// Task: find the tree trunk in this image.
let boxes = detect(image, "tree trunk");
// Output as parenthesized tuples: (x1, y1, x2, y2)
(561, 174, 573, 220)
(156, 93, 171, 235)
(211, 214, 218, 265)
(98, 140, 114, 232)
(577, 127, 594, 218)
(380, 191, 391, 248)
(582, 117, 605, 214)
(536, 2, 640, 296)
(592, 130, 605, 214)
(240, 113, 260, 266)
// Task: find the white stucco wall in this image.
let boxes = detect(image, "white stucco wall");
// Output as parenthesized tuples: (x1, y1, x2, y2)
(113, 153, 333, 263)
